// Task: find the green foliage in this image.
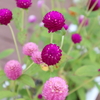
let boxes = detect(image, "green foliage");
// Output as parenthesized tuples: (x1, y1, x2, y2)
(0, 49, 14, 59)
(18, 74, 35, 88)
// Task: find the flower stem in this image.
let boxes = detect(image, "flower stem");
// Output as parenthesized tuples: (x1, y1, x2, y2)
(60, 35, 65, 49)
(51, 0, 54, 9)
(68, 76, 96, 96)
(23, 62, 34, 73)
(21, 9, 24, 31)
(8, 24, 21, 63)
(67, 43, 74, 55)
(50, 33, 53, 43)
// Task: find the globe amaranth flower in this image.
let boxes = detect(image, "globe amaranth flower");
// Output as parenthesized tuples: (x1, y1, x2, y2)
(88, 0, 100, 11)
(23, 42, 39, 56)
(71, 33, 82, 44)
(42, 77, 68, 100)
(16, 0, 32, 9)
(42, 11, 65, 33)
(0, 8, 12, 25)
(37, 0, 44, 8)
(31, 51, 43, 64)
(28, 15, 37, 23)
(41, 44, 62, 66)
(4, 60, 22, 80)
(63, 24, 69, 30)
(78, 15, 89, 26)
(38, 94, 43, 99)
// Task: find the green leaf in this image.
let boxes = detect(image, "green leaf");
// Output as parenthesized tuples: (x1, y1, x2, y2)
(0, 90, 16, 99)
(0, 70, 5, 77)
(13, 8, 22, 30)
(18, 74, 35, 88)
(77, 88, 86, 100)
(17, 30, 27, 45)
(0, 75, 8, 84)
(89, 50, 96, 62)
(69, 7, 85, 15)
(0, 49, 14, 59)
(75, 65, 99, 76)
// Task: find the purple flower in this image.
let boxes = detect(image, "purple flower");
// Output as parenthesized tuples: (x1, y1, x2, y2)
(63, 24, 69, 30)
(42, 77, 69, 100)
(28, 15, 37, 23)
(42, 11, 65, 33)
(31, 51, 43, 64)
(41, 44, 62, 66)
(78, 15, 89, 26)
(38, 94, 43, 99)
(16, 0, 32, 9)
(88, 0, 100, 11)
(71, 33, 82, 44)
(37, 0, 44, 8)
(4, 60, 22, 80)
(98, 69, 100, 71)
(0, 8, 12, 25)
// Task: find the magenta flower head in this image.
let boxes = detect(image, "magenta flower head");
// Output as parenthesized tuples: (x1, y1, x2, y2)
(42, 11, 65, 33)
(16, 0, 32, 9)
(88, 0, 100, 11)
(31, 51, 43, 64)
(38, 94, 43, 99)
(23, 42, 39, 56)
(71, 33, 82, 44)
(28, 15, 37, 23)
(0, 8, 12, 25)
(41, 44, 62, 66)
(42, 77, 69, 100)
(79, 15, 89, 26)
(63, 24, 69, 30)
(4, 60, 22, 80)
(37, 0, 44, 8)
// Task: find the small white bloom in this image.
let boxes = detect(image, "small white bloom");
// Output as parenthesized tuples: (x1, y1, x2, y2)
(22, 64, 27, 70)
(39, 22, 44, 27)
(68, 24, 78, 33)
(76, 45, 81, 49)
(2, 84, 6, 88)
(5, 81, 10, 86)
(93, 47, 100, 54)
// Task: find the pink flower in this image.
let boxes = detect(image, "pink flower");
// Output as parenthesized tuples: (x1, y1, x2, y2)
(42, 77, 69, 100)
(37, 0, 44, 8)
(4, 60, 22, 80)
(16, 0, 32, 9)
(42, 11, 65, 33)
(63, 24, 69, 30)
(78, 15, 89, 26)
(0, 8, 12, 25)
(23, 42, 39, 56)
(71, 33, 82, 44)
(28, 15, 37, 23)
(41, 44, 62, 66)
(31, 51, 43, 64)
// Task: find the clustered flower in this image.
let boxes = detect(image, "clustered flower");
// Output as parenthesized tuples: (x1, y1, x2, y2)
(42, 11, 65, 33)
(16, 0, 32, 9)
(41, 44, 62, 66)
(4, 60, 22, 80)
(0, 8, 12, 25)
(42, 77, 69, 100)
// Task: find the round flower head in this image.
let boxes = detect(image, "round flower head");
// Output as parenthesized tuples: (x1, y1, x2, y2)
(37, 0, 44, 8)
(79, 15, 89, 26)
(42, 11, 65, 33)
(38, 94, 43, 99)
(42, 77, 68, 100)
(23, 42, 39, 56)
(16, 0, 32, 9)
(4, 60, 22, 80)
(63, 24, 69, 30)
(28, 15, 37, 23)
(31, 51, 43, 64)
(0, 8, 12, 25)
(41, 44, 62, 66)
(71, 33, 82, 44)
(88, 0, 100, 11)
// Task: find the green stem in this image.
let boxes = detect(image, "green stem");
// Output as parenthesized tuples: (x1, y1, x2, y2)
(68, 76, 95, 96)
(67, 43, 74, 55)
(51, 0, 54, 9)
(23, 62, 34, 73)
(50, 33, 53, 43)
(60, 35, 64, 49)
(8, 24, 21, 63)
(25, 86, 32, 99)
